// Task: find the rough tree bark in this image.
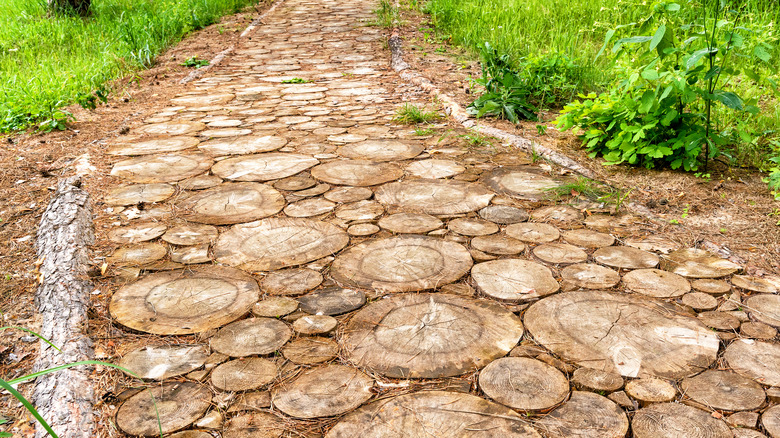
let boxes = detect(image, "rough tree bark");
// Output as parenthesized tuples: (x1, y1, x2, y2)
(33, 176, 96, 438)
(48, 0, 91, 16)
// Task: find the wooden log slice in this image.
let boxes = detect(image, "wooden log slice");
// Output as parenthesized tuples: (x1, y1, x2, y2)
(273, 175, 316, 192)
(171, 93, 234, 106)
(478, 205, 529, 224)
(404, 159, 465, 179)
(662, 248, 742, 278)
(342, 293, 523, 378)
(733, 429, 768, 438)
(107, 242, 167, 267)
(178, 174, 222, 190)
(560, 264, 620, 290)
(177, 182, 284, 225)
(472, 259, 559, 302)
(223, 412, 287, 438)
(741, 321, 777, 339)
(471, 235, 526, 255)
(725, 339, 780, 386)
(562, 229, 615, 249)
(110, 153, 213, 183)
(169, 243, 208, 264)
(282, 337, 338, 365)
(167, 432, 213, 438)
(535, 391, 628, 438)
(378, 212, 442, 233)
(334, 200, 384, 221)
(198, 135, 287, 156)
(374, 179, 494, 215)
(161, 223, 218, 246)
(531, 205, 584, 223)
(583, 214, 639, 235)
(261, 268, 323, 296)
(624, 235, 681, 254)
(210, 318, 292, 357)
(330, 236, 472, 293)
(681, 292, 718, 311)
(571, 367, 624, 392)
(119, 345, 209, 380)
(226, 391, 271, 413)
(324, 186, 373, 203)
(622, 269, 691, 298)
(272, 365, 373, 418)
(338, 140, 424, 161)
(283, 198, 336, 217)
(481, 166, 564, 200)
(681, 369, 766, 411)
(326, 390, 542, 438)
(201, 128, 252, 138)
(108, 222, 167, 244)
(214, 218, 349, 271)
(292, 314, 338, 335)
(593, 246, 659, 269)
(116, 382, 210, 436)
(448, 217, 499, 236)
(763, 405, 780, 438)
(252, 297, 298, 318)
(624, 378, 677, 403)
(347, 223, 380, 236)
(632, 403, 732, 438)
(211, 153, 318, 182)
(733, 275, 780, 293)
(311, 160, 403, 186)
(297, 287, 366, 315)
(693, 278, 732, 294)
(524, 291, 720, 378)
(137, 121, 205, 136)
(210, 358, 277, 392)
(105, 183, 175, 206)
(329, 133, 368, 143)
(533, 243, 588, 265)
(698, 311, 741, 330)
(505, 223, 560, 244)
(478, 357, 569, 411)
(108, 136, 200, 156)
(109, 266, 259, 335)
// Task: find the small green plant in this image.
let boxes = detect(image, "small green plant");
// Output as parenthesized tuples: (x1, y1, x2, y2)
(413, 127, 435, 136)
(545, 176, 610, 200)
(372, 0, 400, 27)
(764, 140, 780, 199)
(281, 77, 312, 84)
(393, 103, 441, 124)
(768, 208, 780, 225)
(76, 86, 108, 110)
(530, 146, 542, 163)
(536, 124, 547, 136)
(180, 56, 209, 68)
(599, 188, 633, 212)
(459, 129, 493, 148)
(38, 105, 75, 132)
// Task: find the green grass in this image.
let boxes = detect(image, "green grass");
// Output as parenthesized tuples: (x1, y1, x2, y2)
(393, 103, 441, 124)
(372, 0, 400, 28)
(0, 0, 261, 133)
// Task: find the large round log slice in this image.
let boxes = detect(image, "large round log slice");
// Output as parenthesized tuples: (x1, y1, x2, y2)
(377, 212, 443, 233)
(119, 345, 208, 380)
(282, 337, 338, 365)
(108, 136, 200, 156)
(681, 369, 766, 411)
(109, 266, 259, 335)
(330, 236, 472, 293)
(744, 294, 780, 328)
(375, 179, 494, 215)
(763, 405, 780, 438)
(622, 268, 691, 298)
(209, 318, 292, 357)
(272, 365, 373, 418)
(632, 403, 731, 438)
(481, 166, 563, 200)
(662, 248, 741, 278)
(534, 391, 628, 438)
(310, 160, 403, 186)
(326, 391, 542, 437)
(214, 218, 349, 271)
(211, 153, 318, 181)
(471, 259, 559, 302)
(560, 264, 620, 289)
(405, 159, 465, 179)
(136, 121, 205, 136)
(338, 139, 423, 161)
(524, 291, 719, 379)
(198, 135, 287, 156)
(110, 153, 213, 183)
(478, 357, 569, 411)
(177, 182, 285, 225)
(223, 412, 287, 438)
(725, 339, 780, 386)
(116, 382, 210, 436)
(297, 288, 366, 315)
(342, 293, 523, 378)
(211, 358, 277, 392)
(104, 183, 175, 206)
(593, 246, 659, 269)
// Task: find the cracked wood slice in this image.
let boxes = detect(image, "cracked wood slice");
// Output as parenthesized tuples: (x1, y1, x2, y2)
(524, 290, 719, 379)
(226, 391, 271, 413)
(169, 243, 209, 264)
(535, 391, 628, 438)
(178, 174, 222, 190)
(261, 268, 323, 295)
(109, 266, 259, 335)
(211, 153, 319, 182)
(505, 222, 560, 244)
(282, 337, 338, 365)
(198, 135, 287, 156)
(105, 183, 176, 206)
(177, 182, 285, 225)
(223, 412, 287, 438)
(272, 365, 373, 418)
(725, 339, 780, 386)
(479, 205, 529, 224)
(681, 369, 766, 411)
(297, 287, 366, 315)
(562, 229, 615, 248)
(560, 263, 620, 289)
(662, 248, 742, 278)
(622, 268, 691, 298)
(593, 246, 659, 269)
(632, 403, 731, 438)
(210, 318, 292, 357)
(108, 136, 200, 156)
(214, 218, 349, 271)
(295, 183, 330, 197)
(533, 243, 587, 265)
(161, 223, 218, 246)
(284, 198, 335, 217)
(338, 139, 423, 161)
(732, 275, 780, 293)
(326, 390, 541, 438)
(531, 205, 584, 223)
(624, 378, 676, 403)
(741, 321, 777, 339)
(210, 358, 277, 392)
(698, 311, 741, 330)
(470, 235, 526, 255)
(348, 223, 379, 236)
(273, 175, 316, 191)
(108, 222, 167, 244)
(471, 259, 559, 302)
(110, 153, 213, 183)
(116, 382, 210, 436)
(375, 179, 494, 215)
(342, 293, 523, 378)
(252, 297, 298, 318)
(478, 357, 569, 411)
(571, 367, 624, 392)
(324, 186, 373, 203)
(377, 212, 442, 233)
(171, 93, 235, 106)
(292, 314, 338, 335)
(692, 279, 732, 294)
(624, 235, 680, 254)
(681, 292, 718, 311)
(137, 121, 205, 136)
(745, 294, 780, 328)
(107, 242, 167, 266)
(481, 166, 564, 200)
(200, 128, 252, 138)
(310, 160, 403, 186)
(118, 345, 209, 380)
(330, 236, 472, 293)
(448, 217, 499, 236)
(405, 159, 465, 179)
(763, 405, 780, 438)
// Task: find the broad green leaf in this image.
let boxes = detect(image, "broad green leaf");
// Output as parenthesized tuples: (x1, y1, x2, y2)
(665, 3, 680, 11)
(649, 25, 666, 51)
(686, 47, 716, 70)
(703, 66, 721, 81)
(712, 90, 743, 110)
(596, 29, 615, 59)
(754, 46, 771, 63)
(639, 89, 655, 113)
(724, 31, 744, 48)
(641, 69, 659, 80)
(613, 36, 653, 53)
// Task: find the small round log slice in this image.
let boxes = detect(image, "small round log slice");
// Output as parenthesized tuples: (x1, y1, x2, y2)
(330, 236, 472, 293)
(311, 160, 403, 186)
(762, 405, 780, 438)
(326, 391, 542, 438)
(107, 242, 167, 267)
(732, 429, 768, 438)
(272, 365, 373, 418)
(119, 345, 209, 380)
(448, 218, 499, 236)
(167, 432, 213, 438)
(116, 382, 211, 436)
(108, 136, 200, 156)
(524, 291, 720, 379)
(378, 212, 442, 233)
(198, 135, 287, 156)
(110, 153, 213, 183)
(282, 337, 338, 365)
(531, 205, 584, 223)
(571, 367, 624, 392)
(622, 269, 691, 298)
(505, 223, 560, 244)
(211, 358, 277, 392)
(624, 235, 680, 254)
(223, 412, 287, 438)
(698, 311, 741, 330)
(342, 293, 523, 378)
(211, 153, 319, 182)
(692, 278, 732, 294)
(273, 175, 316, 192)
(333, 200, 384, 221)
(161, 223, 218, 246)
(297, 288, 366, 316)
(347, 223, 379, 236)
(560, 264, 620, 290)
(405, 159, 466, 179)
(478, 357, 569, 411)
(562, 229, 615, 249)
(283, 198, 336, 217)
(741, 321, 777, 339)
(105, 183, 175, 206)
(593, 246, 659, 269)
(108, 222, 167, 244)
(632, 403, 732, 438)
(681, 292, 718, 311)
(725, 339, 780, 386)
(471, 235, 526, 255)
(338, 139, 423, 161)
(261, 268, 323, 296)
(324, 186, 373, 203)
(479, 205, 529, 224)
(252, 297, 299, 318)
(214, 218, 349, 271)
(109, 266, 259, 335)
(662, 248, 742, 278)
(533, 243, 588, 265)
(624, 378, 677, 403)
(374, 179, 494, 215)
(471, 259, 559, 302)
(535, 391, 628, 438)
(292, 314, 338, 335)
(171, 93, 234, 106)
(681, 369, 766, 411)
(481, 166, 564, 200)
(137, 121, 205, 136)
(732, 275, 780, 293)
(210, 318, 292, 357)
(177, 182, 285, 225)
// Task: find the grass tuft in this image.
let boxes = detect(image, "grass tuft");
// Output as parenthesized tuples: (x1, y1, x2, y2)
(393, 103, 441, 124)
